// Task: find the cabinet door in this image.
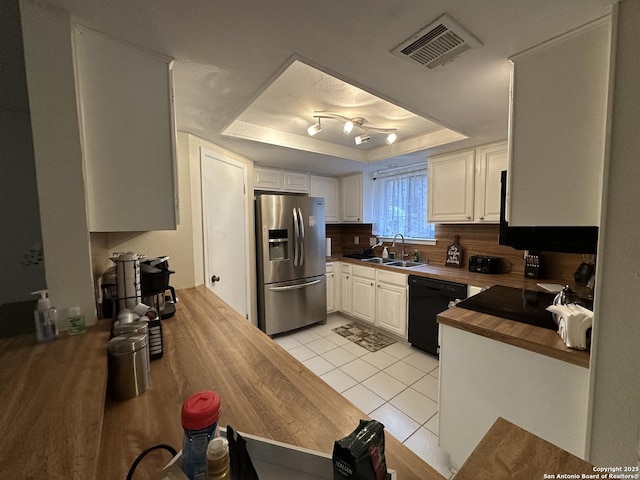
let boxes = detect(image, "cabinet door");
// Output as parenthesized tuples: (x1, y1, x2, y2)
(340, 272, 352, 314)
(254, 167, 283, 190)
(376, 283, 407, 338)
(326, 272, 335, 313)
(341, 174, 363, 222)
(509, 19, 610, 226)
(352, 276, 376, 324)
(310, 176, 340, 222)
(475, 142, 508, 223)
(74, 24, 177, 232)
(428, 150, 475, 223)
(283, 171, 310, 193)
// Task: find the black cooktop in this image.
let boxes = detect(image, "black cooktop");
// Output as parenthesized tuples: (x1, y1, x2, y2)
(456, 285, 558, 331)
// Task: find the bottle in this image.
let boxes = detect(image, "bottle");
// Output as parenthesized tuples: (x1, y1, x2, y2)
(206, 437, 231, 480)
(414, 249, 420, 262)
(381, 247, 389, 259)
(181, 391, 221, 480)
(67, 306, 86, 335)
(31, 290, 58, 342)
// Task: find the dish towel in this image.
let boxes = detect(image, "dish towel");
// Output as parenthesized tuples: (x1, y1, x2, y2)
(546, 303, 593, 350)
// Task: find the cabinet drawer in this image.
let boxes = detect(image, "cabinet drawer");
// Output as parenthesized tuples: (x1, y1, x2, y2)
(326, 262, 334, 273)
(377, 270, 407, 287)
(352, 265, 375, 279)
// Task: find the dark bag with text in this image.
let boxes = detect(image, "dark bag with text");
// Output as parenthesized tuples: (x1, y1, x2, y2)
(332, 420, 388, 480)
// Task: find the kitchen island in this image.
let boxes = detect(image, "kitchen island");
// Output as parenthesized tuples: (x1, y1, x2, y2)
(437, 306, 591, 472)
(0, 286, 444, 479)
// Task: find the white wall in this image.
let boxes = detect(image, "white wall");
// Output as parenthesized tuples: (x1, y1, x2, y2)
(588, 0, 640, 466)
(20, 0, 96, 326)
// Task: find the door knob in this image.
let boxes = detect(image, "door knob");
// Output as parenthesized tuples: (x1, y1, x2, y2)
(211, 275, 220, 284)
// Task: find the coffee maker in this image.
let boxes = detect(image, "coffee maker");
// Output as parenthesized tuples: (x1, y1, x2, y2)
(140, 256, 177, 319)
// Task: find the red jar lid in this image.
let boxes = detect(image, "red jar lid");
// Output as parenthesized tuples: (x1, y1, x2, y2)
(181, 390, 221, 430)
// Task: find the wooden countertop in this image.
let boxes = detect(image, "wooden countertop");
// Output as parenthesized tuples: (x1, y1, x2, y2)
(437, 306, 590, 368)
(0, 321, 110, 479)
(335, 256, 580, 292)
(455, 417, 594, 479)
(98, 286, 445, 480)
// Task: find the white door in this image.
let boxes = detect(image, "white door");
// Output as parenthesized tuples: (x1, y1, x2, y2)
(201, 148, 249, 317)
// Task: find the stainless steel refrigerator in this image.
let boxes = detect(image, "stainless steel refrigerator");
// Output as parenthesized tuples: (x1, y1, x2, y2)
(255, 194, 327, 336)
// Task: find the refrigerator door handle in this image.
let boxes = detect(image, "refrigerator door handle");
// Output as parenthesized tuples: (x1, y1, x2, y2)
(297, 207, 305, 266)
(293, 208, 300, 266)
(268, 279, 322, 291)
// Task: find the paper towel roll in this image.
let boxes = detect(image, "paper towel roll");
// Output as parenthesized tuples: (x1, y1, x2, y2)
(326, 238, 331, 257)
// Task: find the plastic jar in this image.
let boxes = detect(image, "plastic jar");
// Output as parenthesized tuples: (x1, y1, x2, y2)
(181, 391, 221, 480)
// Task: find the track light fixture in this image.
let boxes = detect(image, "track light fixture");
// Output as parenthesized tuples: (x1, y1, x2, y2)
(307, 118, 322, 136)
(355, 134, 370, 145)
(306, 112, 397, 146)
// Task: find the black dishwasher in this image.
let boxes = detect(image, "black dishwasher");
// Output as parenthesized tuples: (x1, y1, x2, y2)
(408, 275, 467, 357)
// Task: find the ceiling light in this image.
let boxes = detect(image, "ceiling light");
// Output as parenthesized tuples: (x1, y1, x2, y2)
(307, 119, 322, 136)
(355, 134, 370, 145)
(307, 112, 397, 145)
(386, 133, 397, 145)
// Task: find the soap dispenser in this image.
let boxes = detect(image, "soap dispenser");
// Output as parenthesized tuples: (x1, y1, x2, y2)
(382, 247, 389, 259)
(31, 289, 58, 342)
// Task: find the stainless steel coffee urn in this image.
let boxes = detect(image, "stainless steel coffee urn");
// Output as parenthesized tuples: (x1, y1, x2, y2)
(107, 334, 149, 400)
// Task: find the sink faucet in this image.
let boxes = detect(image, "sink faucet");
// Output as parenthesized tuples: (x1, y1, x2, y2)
(392, 234, 407, 259)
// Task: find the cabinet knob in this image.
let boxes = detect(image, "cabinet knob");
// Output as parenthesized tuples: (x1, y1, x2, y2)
(466, 215, 471, 220)
(479, 216, 484, 220)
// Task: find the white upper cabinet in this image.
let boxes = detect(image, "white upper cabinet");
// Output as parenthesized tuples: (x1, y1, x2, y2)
(254, 167, 283, 191)
(508, 18, 611, 227)
(474, 141, 509, 223)
(428, 142, 508, 224)
(428, 149, 476, 223)
(341, 173, 374, 223)
(254, 167, 309, 193)
(283, 171, 310, 192)
(73, 24, 177, 232)
(310, 175, 340, 223)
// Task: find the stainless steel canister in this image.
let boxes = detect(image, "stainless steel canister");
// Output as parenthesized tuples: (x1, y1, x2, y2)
(113, 319, 150, 371)
(107, 334, 149, 400)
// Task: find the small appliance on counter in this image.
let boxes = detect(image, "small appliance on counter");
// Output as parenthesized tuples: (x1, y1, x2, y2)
(141, 256, 177, 319)
(468, 255, 502, 274)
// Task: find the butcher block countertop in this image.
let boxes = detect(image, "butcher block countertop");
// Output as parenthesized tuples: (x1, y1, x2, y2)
(97, 286, 445, 479)
(455, 417, 595, 479)
(437, 306, 590, 368)
(0, 286, 443, 479)
(335, 256, 576, 291)
(0, 320, 110, 479)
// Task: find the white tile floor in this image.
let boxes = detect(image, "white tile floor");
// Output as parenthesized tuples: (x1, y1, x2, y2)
(272, 313, 453, 479)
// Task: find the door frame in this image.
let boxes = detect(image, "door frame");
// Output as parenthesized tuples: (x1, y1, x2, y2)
(200, 147, 252, 320)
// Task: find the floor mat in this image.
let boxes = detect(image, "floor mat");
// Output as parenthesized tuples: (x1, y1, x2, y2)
(332, 322, 397, 353)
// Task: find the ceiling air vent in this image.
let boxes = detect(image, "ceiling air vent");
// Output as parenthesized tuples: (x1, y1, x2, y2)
(391, 13, 482, 69)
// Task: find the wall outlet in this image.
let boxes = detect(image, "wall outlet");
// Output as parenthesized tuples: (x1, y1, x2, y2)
(369, 237, 377, 246)
(354, 236, 359, 244)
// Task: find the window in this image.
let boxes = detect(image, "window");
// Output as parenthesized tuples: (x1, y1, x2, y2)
(372, 163, 435, 240)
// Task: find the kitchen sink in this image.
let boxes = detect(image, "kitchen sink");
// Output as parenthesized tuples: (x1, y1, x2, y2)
(361, 257, 395, 264)
(386, 260, 428, 268)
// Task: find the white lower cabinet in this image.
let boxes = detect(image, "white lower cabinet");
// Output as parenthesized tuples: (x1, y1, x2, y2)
(352, 265, 376, 324)
(340, 264, 353, 315)
(326, 272, 336, 313)
(339, 263, 407, 337)
(376, 280, 408, 337)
